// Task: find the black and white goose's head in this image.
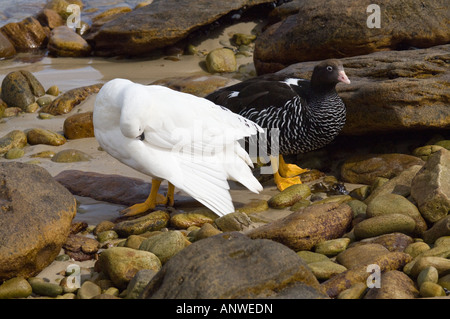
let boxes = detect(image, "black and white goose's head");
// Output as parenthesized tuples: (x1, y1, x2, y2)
(310, 59, 350, 92)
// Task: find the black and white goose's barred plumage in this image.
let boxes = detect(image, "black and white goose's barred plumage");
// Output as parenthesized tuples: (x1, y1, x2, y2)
(206, 59, 350, 190)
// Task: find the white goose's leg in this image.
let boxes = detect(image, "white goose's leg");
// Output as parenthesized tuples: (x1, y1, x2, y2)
(120, 179, 175, 216)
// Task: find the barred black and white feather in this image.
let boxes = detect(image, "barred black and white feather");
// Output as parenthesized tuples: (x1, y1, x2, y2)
(205, 59, 350, 156)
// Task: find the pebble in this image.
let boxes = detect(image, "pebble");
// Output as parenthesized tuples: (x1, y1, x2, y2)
(410, 256, 450, 278)
(97, 247, 161, 289)
(419, 281, 446, 297)
(413, 144, 445, 161)
(366, 193, 427, 236)
(232, 33, 256, 45)
(5, 148, 24, 159)
(307, 261, 347, 281)
(27, 128, 66, 146)
(77, 281, 102, 299)
(314, 238, 351, 257)
(438, 274, 450, 290)
(28, 277, 63, 297)
(40, 83, 103, 115)
(139, 230, 190, 264)
(113, 210, 170, 237)
(96, 230, 119, 243)
(3, 107, 23, 117)
(59, 276, 78, 294)
(122, 235, 147, 249)
(190, 223, 222, 242)
(404, 241, 431, 258)
(289, 199, 309, 211)
(346, 199, 367, 217)
(63, 112, 94, 139)
(93, 220, 115, 235)
(38, 112, 55, 119)
(46, 85, 60, 96)
(364, 270, 419, 299)
(51, 149, 93, 162)
(235, 199, 269, 214)
(337, 282, 367, 299)
(30, 150, 56, 158)
(170, 209, 217, 229)
(248, 202, 353, 251)
(214, 211, 252, 231)
(417, 266, 439, 287)
(423, 216, 450, 244)
(0, 130, 27, 155)
(353, 214, 416, 240)
(125, 269, 157, 299)
(296, 251, 330, 264)
(351, 233, 414, 252)
(0, 277, 32, 299)
(36, 96, 53, 108)
(205, 48, 237, 73)
(268, 183, 311, 209)
(26, 102, 39, 113)
(336, 243, 389, 269)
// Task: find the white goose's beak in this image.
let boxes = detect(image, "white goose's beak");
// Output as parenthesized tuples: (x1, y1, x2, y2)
(338, 70, 351, 84)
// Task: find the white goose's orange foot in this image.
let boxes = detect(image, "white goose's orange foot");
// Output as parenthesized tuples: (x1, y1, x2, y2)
(120, 180, 175, 217)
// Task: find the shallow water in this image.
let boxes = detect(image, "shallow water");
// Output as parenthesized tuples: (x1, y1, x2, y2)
(0, 0, 146, 27)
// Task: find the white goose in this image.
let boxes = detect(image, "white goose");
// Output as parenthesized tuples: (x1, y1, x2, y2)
(93, 78, 263, 217)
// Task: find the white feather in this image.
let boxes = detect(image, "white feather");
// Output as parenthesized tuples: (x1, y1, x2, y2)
(93, 78, 263, 216)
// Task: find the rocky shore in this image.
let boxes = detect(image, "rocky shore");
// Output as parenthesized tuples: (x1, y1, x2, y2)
(0, 0, 449, 300)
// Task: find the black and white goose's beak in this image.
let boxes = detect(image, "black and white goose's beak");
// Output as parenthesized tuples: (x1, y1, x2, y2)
(137, 132, 145, 141)
(337, 70, 351, 84)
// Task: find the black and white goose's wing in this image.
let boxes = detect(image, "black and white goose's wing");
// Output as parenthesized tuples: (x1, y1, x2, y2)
(205, 74, 310, 115)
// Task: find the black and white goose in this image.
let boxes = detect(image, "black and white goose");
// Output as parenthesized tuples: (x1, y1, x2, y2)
(205, 59, 350, 191)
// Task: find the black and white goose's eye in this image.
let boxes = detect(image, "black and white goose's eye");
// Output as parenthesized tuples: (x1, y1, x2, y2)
(326, 66, 333, 72)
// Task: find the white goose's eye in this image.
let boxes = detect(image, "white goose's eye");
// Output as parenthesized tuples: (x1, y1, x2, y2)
(326, 66, 333, 72)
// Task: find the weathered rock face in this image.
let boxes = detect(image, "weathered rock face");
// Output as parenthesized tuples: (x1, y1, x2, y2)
(89, 0, 275, 56)
(140, 232, 327, 299)
(254, 0, 450, 73)
(411, 148, 450, 223)
(0, 162, 77, 281)
(278, 45, 450, 135)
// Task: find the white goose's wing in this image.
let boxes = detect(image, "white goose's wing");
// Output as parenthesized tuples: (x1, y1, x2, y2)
(119, 83, 262, 216)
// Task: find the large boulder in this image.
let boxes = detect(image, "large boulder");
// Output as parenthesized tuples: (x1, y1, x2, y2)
(0, 17, 48, 52)
(254, 0, 450, 73)
(277, 44, 450, 135)
(88, 0, 275, 57)
(140, 232, 327, 299)
(0, 163, 77, 280)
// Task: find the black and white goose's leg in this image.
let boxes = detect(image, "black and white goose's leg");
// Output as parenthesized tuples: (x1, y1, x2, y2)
(270, 155, 307, 191)
(278, 155, 309, 178)
(120, 179, 175, 216)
